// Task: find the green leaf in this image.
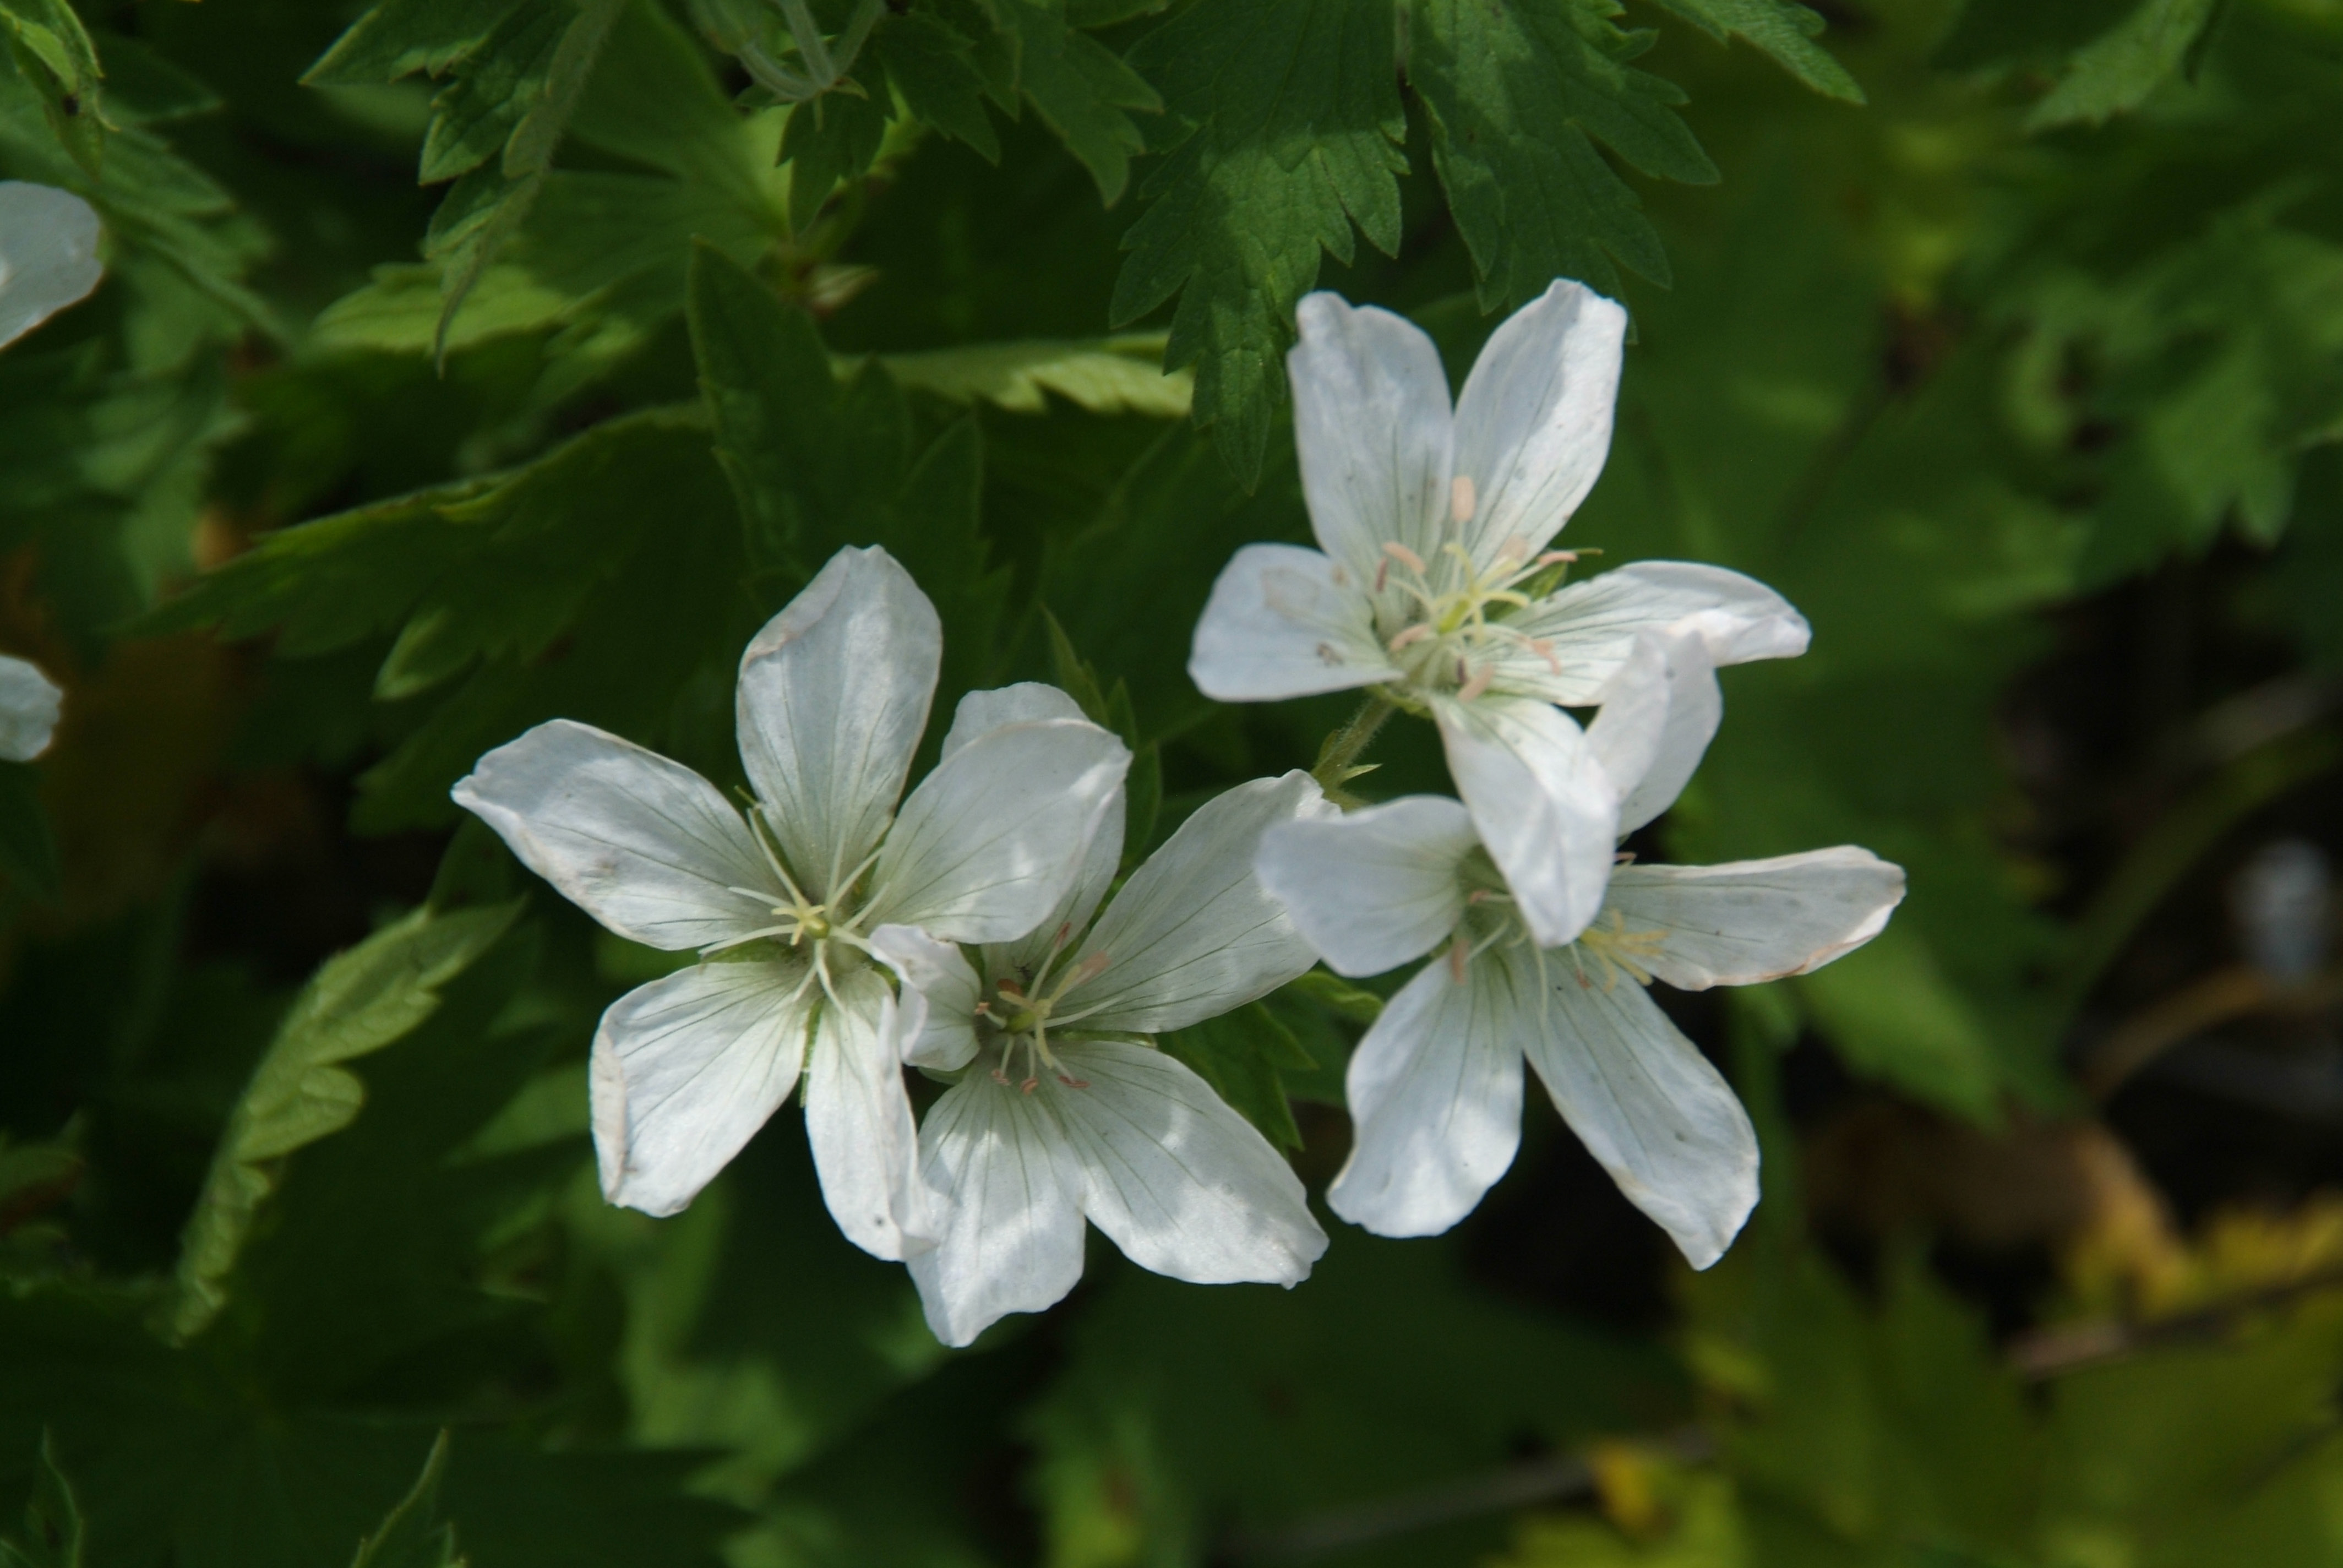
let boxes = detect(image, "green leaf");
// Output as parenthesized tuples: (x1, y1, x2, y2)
(167, 900, 522, 1342)
(995, 0, 1158, 204)
(351, 1433, 464, 1568)
(873, 4, 1006, 162)
(1158, 1001, 1314, 1150)
(1643, 0, 1865, 103)
(872, 334, 1191, 417)
(1042, 608, 1159, 857)
(780, 90, 889, 233)
(0, 1434, 81, 1568)
(1112, 0, 1407, 482)
(1408, 0, 1718, 311)
(303, 0, 527, 87)
(2028, 0, 2225, 130)
(0, 0, 105, 173)
(1279, 968, 1383, 1025)
(688, 244, 1009, 698)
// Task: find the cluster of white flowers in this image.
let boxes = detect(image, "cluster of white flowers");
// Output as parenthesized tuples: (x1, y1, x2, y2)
(455, 277, 1905, 1347)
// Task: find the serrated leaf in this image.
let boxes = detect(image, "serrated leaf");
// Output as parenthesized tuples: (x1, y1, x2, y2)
(996, 0, 1157, 204)
(2027, 0, 2224, 130)
(1643, 0, 1864, 102)
(167, 900, 522, 1342)
(303, 0, 527, 88)
(874, 6, 1004, 161)
(1, 0, 108, 174)
(1113, 0, 1405, 483)
(417, 2, 564, 184)
(780, 89, 889, 233)
(1159, 1001, 1314, 1149)
(351, 1433, 465, 1568)
(1409, 0, 1717, 310)
(873, 334, 1190, 416)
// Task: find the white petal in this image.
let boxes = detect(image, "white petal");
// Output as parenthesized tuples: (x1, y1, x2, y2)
(868, 922, 983, 1071)
(951, 687, 1127, 976)
(736, 546, 941, 902)
(1493, 562, 1811, 706)
(1326, 954, 1527, 1238)
(1288, 291, 1456, 591)
(1050, 1041, 1327, 1284)
(1188, 543, 1398, 703)
(1583, 630, 1721, 835)
(865, 717, 1129, 944)
(1604, 848, 1907, 990)
(1434, 694, 1619, 949)
(1525, 956, 1758, 1269)
(0, 654, 63, 762)
(0, 182, 103, 349)
(590, 958, 813, 1217)
(1255, 794, 1478, 978)
(939, 682, 1088, 758)
(804, 963, 934, 1259)
(1069, 771, 1333, 1034)
(907, 1074, 1087, 1347)
(1449, 280, 1627, 567)
(452, 718, 776, 950)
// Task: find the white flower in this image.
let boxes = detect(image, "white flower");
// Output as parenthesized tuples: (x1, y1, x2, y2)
(0, 655, 63, 762)
(1255, 635, 1904, 1266)
(452, 547, 1130, 1260)
(1190, 282, 1809, 948)
(0, 182, 103, 350)
(872, 736, 1333, 1346)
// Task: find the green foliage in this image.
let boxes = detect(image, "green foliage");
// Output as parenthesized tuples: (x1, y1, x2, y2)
(1159, 1000, 1315, 1149)
(351, 1433, 466, 1568)
(0, 1435, 82, 1568)
(169, 899, 521, 1341)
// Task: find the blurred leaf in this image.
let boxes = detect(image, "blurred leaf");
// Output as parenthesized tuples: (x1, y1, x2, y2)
(351, 1433, 464, 1568)
(2028, 0, 2225, 130)
(0, 1434, 81, 1568)
(168, 900, 521, 1342)
(873, 334, 1190, 417)
(0, 765, 59, 901)
(1112, 0, 1406, 482)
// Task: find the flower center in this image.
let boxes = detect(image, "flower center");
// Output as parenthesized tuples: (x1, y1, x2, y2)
(1375, 537, 1581, 701)
(973, 925, 1112, 1093)
(704, 803, 881, 966)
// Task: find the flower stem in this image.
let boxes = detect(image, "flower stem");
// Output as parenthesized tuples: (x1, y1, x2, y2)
(1311, 693, 1397, 804)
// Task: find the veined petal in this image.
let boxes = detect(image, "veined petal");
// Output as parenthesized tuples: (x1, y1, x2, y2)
(1289, 292, 1456, 590)
(590, 958, 813, 1217)
(1604, 848, 1906, 990)
(736, 546, 941, 902)
(1450, 279, 1627, 567)
(907, 1074, 1087, 1348)
(947, 685, 1129, 976)
(1526, 955, 1758, 1268)
(0, 182, 103, 349)
(868, 923, 984, 1070)
(1189, 543, 1398, 703)
(0, 654, 63, 762)
(1071, 771, 1333, 1035)
(1434, 694, 1619, 949)
(453, 718, 777, 950)
(1051, 1041, 1327, 1285)
(804, 963, 933, 1259)
(1327, 954, 1528, 1238)
(865, 717, 1129, 944)
(1493, 562, 1810, 706)
(1584, 630, 1721, 836)
(1255, 794, 1478, 978)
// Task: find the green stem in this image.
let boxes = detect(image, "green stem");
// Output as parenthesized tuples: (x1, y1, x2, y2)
(1311, 693, 1397, 801)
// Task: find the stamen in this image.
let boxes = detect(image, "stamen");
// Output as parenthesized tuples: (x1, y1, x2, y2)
(1450, 475, 1477, 524)
(1457, 664, 1494, 703)
(1382, 541, 1427, 575)
(1387, 623, 1433, 652)
(1447, 934, 1469, 984)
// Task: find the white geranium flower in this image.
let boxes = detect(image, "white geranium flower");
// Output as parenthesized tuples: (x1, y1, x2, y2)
(1, 182, 103, 349)
(0, 655, 63, 762)
(1190, 282, 1809, 948)
(872, 732, 1333, 1346)
(1255, 634, 1904, 1266)
(453, 547, 1129, 1260)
